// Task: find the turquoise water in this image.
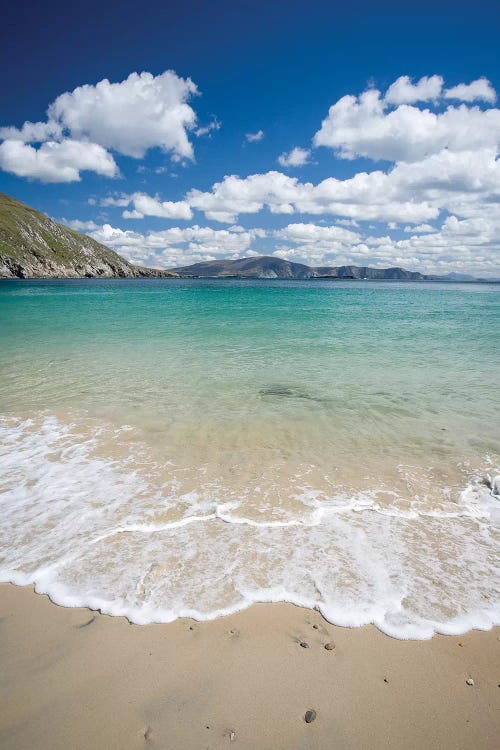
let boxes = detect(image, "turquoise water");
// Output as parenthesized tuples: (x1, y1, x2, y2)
(1, 279, 499, 638)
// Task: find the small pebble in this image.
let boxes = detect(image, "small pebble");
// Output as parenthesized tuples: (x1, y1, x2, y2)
(229, 730, 236, 742)
(300, 641, 309, 648)
(312, 624, 319, 629)
(324, 642, 335, 651)
(466, 678, 474, 686)
(304, 709, 317, 723)
(383, 677, 389, 684)
(458, 642, 464, 647)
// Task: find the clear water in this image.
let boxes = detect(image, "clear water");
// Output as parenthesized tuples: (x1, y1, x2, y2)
(1, 278, 499, 638)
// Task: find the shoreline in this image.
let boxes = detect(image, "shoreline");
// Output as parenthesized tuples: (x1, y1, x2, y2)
(1, 583, 499, 749)
(2, 275, 500, 283)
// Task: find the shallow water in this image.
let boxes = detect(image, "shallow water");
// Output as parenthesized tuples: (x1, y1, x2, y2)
(1, 278, 499, 638)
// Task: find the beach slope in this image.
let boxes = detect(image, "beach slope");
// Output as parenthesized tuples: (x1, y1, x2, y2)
(0, 584, 498, 750)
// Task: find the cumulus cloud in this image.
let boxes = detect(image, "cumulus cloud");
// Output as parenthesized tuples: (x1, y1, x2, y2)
(100, 194, 131, 208)
(403, 223, 436, 233)
(0, 139, 118, 182)
(46, 71, 198, 159)
(277, 147, 311, 167)
(187, 169, 439, 224)
(87, 223, 263, 269)
(245, 130, 265, 142)
(385, 75, 443, 104)
(313, 82, 500, 163)
(0, 120, 62, 143)
(445, 78, 496, 103)
(0, 70, 200, 182)
(275, 222, 360, 244)
(122, 193, 192, 220)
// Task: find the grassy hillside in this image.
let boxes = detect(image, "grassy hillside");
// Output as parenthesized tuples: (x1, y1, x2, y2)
(0, 193, 175, 278)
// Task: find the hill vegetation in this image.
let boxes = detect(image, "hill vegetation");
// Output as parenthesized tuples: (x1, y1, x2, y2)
(0, 193, 176, 278)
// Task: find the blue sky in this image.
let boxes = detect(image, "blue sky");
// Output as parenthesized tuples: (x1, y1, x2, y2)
(1, 0, 499, 275)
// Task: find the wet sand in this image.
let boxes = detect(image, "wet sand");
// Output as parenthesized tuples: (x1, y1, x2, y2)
(0, 583, 499, 750)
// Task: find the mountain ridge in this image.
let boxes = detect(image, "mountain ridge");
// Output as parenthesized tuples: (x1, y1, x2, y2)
(171, 255, 430, 280)
(0, 193, 177, 279)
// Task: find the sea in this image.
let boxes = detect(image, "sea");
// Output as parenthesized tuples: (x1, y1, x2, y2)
(1, 278, 499, 639)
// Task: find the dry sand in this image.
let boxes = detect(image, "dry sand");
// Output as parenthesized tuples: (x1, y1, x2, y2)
(0, 583, 499, 749)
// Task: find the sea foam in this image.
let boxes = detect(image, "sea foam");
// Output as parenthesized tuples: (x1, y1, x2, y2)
(1, 414, 499, 640)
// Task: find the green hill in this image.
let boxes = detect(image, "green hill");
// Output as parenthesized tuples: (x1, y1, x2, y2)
(0, 193, 175, 278)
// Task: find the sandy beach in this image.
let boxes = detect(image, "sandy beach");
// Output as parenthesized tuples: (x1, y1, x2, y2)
(0, 583, 498, 750)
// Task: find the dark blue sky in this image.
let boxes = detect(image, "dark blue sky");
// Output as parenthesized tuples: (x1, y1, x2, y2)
(1, 1, 499, 274)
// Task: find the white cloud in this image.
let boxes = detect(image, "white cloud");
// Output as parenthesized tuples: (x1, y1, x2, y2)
(277, 147, 311, 167)
(0, 70, 200, 182)
(445, 78, 496, 104)
(245, 130, 265, 142)
(187, 169, 439, 224)
(403, 223, 435, 233)
(60, 218, 100, 231)
(0, 120, 62, 142)
(385, 75, 443, 104)
(313, 86, 500, 163)
(195, 118, 221, 137)
(87, 223, 262, 269)
(47, 71, 198, 159)
(100, 191, 192, 219)
(0, 139, 118, 182)
(124, 193, 192, 220)
(336, 218, 359, 227)
(100, 194, 131, 207)
(275, 222, 360, 246)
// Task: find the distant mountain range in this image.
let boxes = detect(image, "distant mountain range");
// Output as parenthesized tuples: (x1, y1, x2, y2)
(171, 256, 480, 281)
(0, 192, 494, 282)
(0, 193, 176, 278)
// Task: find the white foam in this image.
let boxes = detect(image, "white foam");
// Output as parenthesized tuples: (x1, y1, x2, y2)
(1, 414, 499, 640)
